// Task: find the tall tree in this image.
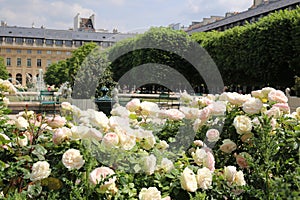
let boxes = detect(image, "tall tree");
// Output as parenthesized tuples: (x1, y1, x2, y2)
(0, 57, 9, 80)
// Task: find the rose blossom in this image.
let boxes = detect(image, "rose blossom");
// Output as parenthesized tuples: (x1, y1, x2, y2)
(110, 105, 130, 117)
(268, 90, 288, 103)
(196, 167, 213, 190)
(198, 107, 211, 123)
(140, 101, 160, 116)
(126, 98, 141, 112)
(62, 149, 85, 170)
(164, 109, 185, 121)
(220, 139, 237, 153)
(180, 167, 198, 192)
(224, 166, 237, 184)
(233, 115, 252, 135)
(208, 101, 226, 116)
(251, 90, 264, 99)
(234, 171, 246, 186)
(15, 116, 29, 129)
(53, 127, 72, 144)
(139, 187, 162, 200)
(192, 148, 215, 171)
(137, 129, 156, 150)
(193, 140, 204, 147)
(101, 132, 119, 148)
(142, 154, 157, 175)
(3, 97, 9, 106)
(30, 161, 51, 182)
(17, 134, 28, 147)
(47, 116, 66, 128)
(193, 119, 202, 132)
(235, 152, 250, 168)
(242, 98, 263, 114)
(265, 106, 282, 118)
(158, 158, 174, 173)
(156, 140, 169, 151)
(87, 109, 109, 130)
(180, 106, 201, 119)
(272, 103, 290, 114)
(206, 129, 220, 142)
(89, 167, 117, 192)
(61, 102, 73, 111)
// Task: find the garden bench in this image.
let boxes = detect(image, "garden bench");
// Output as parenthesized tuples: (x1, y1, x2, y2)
(39, 90, 60, 114)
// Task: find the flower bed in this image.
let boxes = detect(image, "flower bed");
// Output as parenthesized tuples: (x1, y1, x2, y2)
(0, 79, 299, 199)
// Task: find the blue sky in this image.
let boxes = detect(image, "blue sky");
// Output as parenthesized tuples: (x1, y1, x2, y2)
(0, 0, 253, 33)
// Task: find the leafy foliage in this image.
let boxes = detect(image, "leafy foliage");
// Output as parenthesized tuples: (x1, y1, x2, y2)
(0, 57, 9, 80)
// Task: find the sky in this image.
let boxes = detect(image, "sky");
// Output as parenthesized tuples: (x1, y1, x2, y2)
(0, 0, 253, 33)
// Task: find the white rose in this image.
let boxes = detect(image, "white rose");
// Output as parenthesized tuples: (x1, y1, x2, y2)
(158, 158, 174, 173)
(62, 149, 85, 170)
(242, 98, 263, 114)
(233, 115, 252, 135)
(268, 90, 288, 103)
(53, 127, 72, 144)
(196, 167, 213, 190)
(140, 101, 160, 116)
(208, 101, 226, 116)
(272, 103, 290, 114)
(47, 116, 66, 128)
(265, 106, 282, 118)
(30, 161, 51, 182)
(101, 132, 119, 148)
(115, 127, 136, 150)
(126, 98, 141, 112)
(139, 187, 162, 200)
(206, 129, 220, 142)
(251, 90, 264, 99)
(220, 139, 237, 153)
(261, 87, 276, 97)
(17, 134, 28, 147)
(193, 119, 202, 132)
(142, 154, 157, 175)
(109, 116, 130, 130)
(164, 109, 185, 121)
(224, 166, 237, 184)
(87, 109, 109, 130)
(3, 97, 9, 106)
(180, 90, 193, 105)
(86, 127, 103, 141)
(180, 167, 198, 192)
(89, 167, 116, 192)
(71, 125, 89, 140)
(61, 102, 73, 111)
(156, 140, 169, 151)
(111, 105, 130, 117)
(15, 117, 29, 129)
(234, 170, 246, 186)
(179, 106, 200, 120)
(137, 129, 156, 150)
(192, 148, 215, 171)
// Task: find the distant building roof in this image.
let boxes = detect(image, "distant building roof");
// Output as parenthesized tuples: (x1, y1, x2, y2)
(0, 25, 136, 42)
(187, 0, 300, 34)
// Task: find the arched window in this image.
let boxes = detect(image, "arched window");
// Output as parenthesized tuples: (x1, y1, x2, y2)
(16, 73, 22, 85)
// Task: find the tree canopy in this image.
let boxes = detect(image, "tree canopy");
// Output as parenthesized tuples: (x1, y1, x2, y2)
(0, 57, 9, 80)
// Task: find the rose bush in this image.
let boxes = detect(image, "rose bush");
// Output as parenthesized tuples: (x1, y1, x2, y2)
(0, 83, 299, 199)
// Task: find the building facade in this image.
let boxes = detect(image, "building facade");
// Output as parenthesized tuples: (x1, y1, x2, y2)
(186, 0, 300, 34)
(0, 15, 135, 86)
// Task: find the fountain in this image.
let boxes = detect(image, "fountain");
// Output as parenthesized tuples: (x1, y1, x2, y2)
(35, 69, 46, 92)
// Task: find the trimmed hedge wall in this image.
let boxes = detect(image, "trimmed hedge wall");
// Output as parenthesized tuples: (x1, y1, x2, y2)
(191, 7, 300, 89)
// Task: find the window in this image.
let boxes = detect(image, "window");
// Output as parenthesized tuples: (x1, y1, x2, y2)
(74, 41, 82, 47)
(36, 39, 43, 46)
(37, 50, 42, 54)
(65, 40, 72, 47)
(6, 48, 11, 53)
(27, 58, 31, 67)
(25, 38, 34, 45)
(15, 37, 23, 44)
(45, 39, 53, 46)
(55, 40, 63, 46)
(6, 58, 11, 66)
(27, 49, 32, 54)
(56, 51, 61, 55)
(46, 60, 51, 67)
(66, 51, 71, 55)
(17, 58, 21, 67)
(47, 50, 52, 55)
(17, 49, 22, 54)
(37, 59, 42, 67)
(5, 37, 13, 43)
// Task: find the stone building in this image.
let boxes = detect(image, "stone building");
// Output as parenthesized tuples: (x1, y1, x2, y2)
(0, 14, 135, 85)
